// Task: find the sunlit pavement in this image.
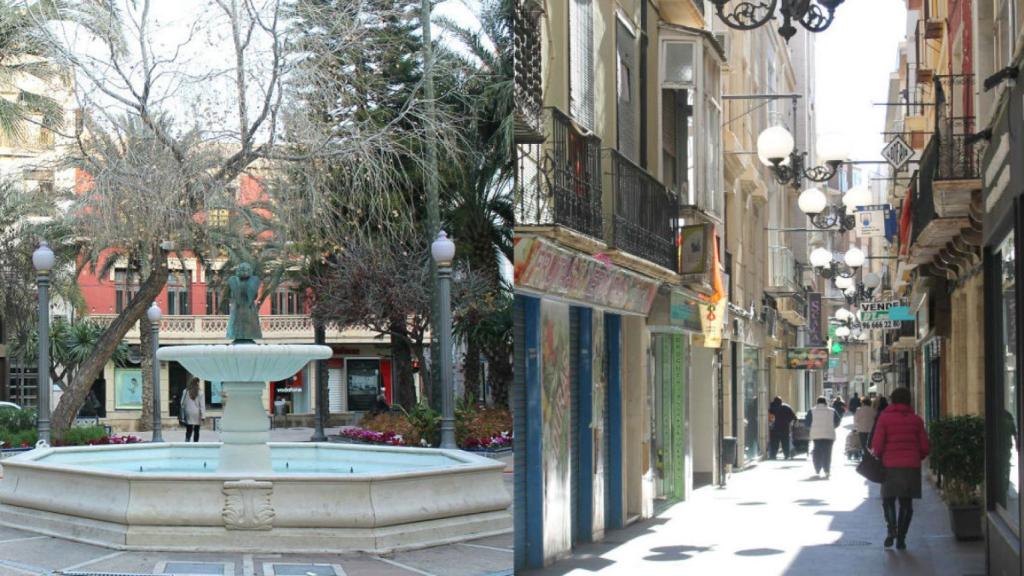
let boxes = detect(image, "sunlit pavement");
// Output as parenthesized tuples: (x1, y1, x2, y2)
(525, 417, 984, 576)
(0, 428, 513, 576)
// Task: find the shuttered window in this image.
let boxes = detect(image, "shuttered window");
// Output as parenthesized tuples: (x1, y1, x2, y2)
(616, 21, 637, 161)
(569, 0, 594, 131)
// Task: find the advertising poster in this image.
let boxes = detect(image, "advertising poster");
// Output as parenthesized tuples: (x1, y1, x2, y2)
(785, 347, 829, 370)
(114, 368, 143, 409)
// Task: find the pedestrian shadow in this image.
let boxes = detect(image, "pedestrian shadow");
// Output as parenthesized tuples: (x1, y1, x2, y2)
(737, 501, 767, 506)
(643, 544, 713, 562)
(794, 498, 827, 507)
(735, 547, 785, 556)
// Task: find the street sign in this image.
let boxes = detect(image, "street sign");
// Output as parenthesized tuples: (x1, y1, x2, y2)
(855, 204, 891, 238)
(881, 136, 914, 171)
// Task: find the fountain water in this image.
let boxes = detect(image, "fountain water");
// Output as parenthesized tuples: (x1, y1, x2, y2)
(0, 264, 510, 553)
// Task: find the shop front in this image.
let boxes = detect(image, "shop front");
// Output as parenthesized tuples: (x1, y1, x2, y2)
(983, 73, 1024, 576)
(325, 345, 395, 413)
(513, 235, 659, 569)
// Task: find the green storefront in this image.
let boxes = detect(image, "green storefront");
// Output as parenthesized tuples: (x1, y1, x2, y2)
(650, 291, 702, 504)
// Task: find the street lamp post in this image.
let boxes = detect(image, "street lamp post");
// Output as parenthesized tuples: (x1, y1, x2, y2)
(147, 303, 163, 442)
(32, 241, 55, 445)
(431, 231, 457, 450)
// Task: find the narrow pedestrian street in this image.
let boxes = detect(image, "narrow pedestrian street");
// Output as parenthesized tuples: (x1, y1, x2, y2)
(526, 418, 984, 576)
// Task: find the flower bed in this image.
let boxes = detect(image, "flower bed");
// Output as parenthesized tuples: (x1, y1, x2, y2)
(336, 426, 511, 452)
(336, 427, 408, 446)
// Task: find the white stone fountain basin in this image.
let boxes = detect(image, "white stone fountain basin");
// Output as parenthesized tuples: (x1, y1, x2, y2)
(0, 442, 511, 553)
(156, 344, 332, 382)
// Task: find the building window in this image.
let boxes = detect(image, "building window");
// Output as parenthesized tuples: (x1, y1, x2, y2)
(114, 269, 140, 314)
(996, 230, 1020, 530)
(271, 285, 304, 315)
(616, 20, 637, 161)
(205, 268, 230, 315)
(995, 0, 1017, 72)
(166, 271, 191, 316)
(208, 209, 229, 228)
(569, 0, 594, 131)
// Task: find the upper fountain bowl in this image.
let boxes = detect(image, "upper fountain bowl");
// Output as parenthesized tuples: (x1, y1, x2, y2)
(157, 344, 332, 382)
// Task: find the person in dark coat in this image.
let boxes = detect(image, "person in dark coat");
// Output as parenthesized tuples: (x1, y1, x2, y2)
(870, 387, 929, 550)
(768, 396, 798, 460)
(849, 393, 862, 415)
(832, 396, 846, 418)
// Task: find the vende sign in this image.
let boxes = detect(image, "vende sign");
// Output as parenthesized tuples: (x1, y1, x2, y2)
(858, 299, 911, 330)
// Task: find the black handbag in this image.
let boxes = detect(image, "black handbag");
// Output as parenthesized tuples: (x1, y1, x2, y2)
(857, 450, 887, 483)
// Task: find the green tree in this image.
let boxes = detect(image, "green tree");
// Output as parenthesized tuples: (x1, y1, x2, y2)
(437, 0, 513, 403)
(0, 0, 67, 144)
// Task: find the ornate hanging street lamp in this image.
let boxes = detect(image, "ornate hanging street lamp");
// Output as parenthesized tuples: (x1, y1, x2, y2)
(757, 127, 849, 188)
(710, 0, 846, 43)
(809, 246, 864, 279)
(797, 185, 871, 231)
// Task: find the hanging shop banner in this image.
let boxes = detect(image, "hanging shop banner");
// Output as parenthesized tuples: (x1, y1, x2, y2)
(855, 204, 892, 238)
(785, 347, 829, 370)
(514, 235, 659, 315)
(699, 297, 727, 348)
(670, 291, 704, 333)
(806, 292, 823, 346)
(677, 223, 714, 290)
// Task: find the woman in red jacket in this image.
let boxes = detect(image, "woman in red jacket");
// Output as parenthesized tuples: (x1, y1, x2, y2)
(870, 387, 930, 550)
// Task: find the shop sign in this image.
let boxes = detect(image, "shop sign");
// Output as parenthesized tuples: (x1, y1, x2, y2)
(670, 292, 704, 333)
(806, 292, 823, 346)
(677, 223, 714, 290)
(859, 300, 911, 329)
(514, 236, 659, 315)
(881, 135, 913, 171)
(855, 204, 892, 238)
(699, 297, 727, 348)
(785, 347, 829, 370)
(871, 371, 884, 384)
(829, 358, 840, 370)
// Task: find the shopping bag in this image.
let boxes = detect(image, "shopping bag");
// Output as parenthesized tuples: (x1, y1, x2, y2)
(856, 450, 886, 483)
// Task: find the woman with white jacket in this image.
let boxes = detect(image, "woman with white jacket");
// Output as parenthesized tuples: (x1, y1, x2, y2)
(805, 396, 840, 478)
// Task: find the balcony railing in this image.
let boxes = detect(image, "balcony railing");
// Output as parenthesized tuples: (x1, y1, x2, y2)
(87, 314, 378, 343)
(516, 107, 603, 240)
(934, 75, 979, 182)
(607, 149, 678, 270)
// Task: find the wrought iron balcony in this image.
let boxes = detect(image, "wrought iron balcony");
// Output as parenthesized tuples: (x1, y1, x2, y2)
(515, 107, 603, 240)
(513, 0, 543, 143)
(607, 149, 678, 270)
(766, 246, 800, 296)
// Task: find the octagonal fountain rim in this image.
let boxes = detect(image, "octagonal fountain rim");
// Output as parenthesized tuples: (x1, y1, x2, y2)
(4, 441, 503, 482)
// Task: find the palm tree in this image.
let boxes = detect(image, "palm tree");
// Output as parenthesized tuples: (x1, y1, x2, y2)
(0, 0, 68, 144)
(437, 0, 513, 403)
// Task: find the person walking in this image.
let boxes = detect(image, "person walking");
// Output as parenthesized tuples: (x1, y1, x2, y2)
(806, 397, 839, 478)
(870, 387, 929, 550)
(768, 396, 798, 460)
(853, 397, 877, 459)
(180, 377, 205, 442)
(832, 395, 847, 418)
(849, 392, 862, 415)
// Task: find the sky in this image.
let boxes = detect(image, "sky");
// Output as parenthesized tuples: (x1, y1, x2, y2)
(815, 1, 908, 163)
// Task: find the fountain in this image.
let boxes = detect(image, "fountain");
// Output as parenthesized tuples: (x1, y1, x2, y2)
(0, 264, 510, 553)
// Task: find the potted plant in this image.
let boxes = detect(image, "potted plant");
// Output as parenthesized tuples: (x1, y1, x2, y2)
(928, 415, 985, 541)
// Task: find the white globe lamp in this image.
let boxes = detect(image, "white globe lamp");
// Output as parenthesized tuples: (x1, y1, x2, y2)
(798, 187, 828, 214)
(864, 272, 881, 289)
(835, 276, 854, 290)
(757, 125, 795, 166)
(844, 246, 866, 268)
(836, 325, 851, 338)
(835, 308, 852, 321)
(842, 185, 872, 213)
(33, 241, 55, 272)
(817, 133, 850, 164)
(810, 247, 833, 268)
(431, 230, 456, 266)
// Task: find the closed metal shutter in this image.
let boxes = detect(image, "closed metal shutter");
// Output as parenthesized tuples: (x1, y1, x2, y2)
(569, 0, 594, 130)
(569, 307, 580, 545)
(328, 367, 344, 413)
(513, 296, 528, 570)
